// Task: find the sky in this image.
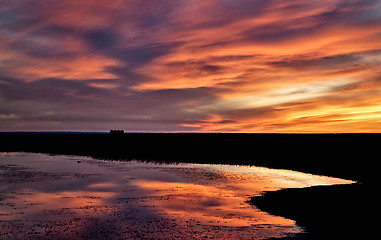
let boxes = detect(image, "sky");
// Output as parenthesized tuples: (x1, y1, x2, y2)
(1, 0, 381, 132)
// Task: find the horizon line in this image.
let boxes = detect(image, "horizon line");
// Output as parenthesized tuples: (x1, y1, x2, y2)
(0, 131, 380, 134)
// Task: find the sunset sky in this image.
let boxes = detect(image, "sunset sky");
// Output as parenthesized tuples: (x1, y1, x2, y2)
(1, 0, 381, 132)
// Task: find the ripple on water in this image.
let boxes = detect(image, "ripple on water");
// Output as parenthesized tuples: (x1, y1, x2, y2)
(0, 152, 353, 239)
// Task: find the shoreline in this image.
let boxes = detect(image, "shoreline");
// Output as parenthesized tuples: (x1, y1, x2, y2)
(0, 133, 378, 182)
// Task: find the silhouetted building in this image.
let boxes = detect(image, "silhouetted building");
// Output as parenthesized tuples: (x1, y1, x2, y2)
(109, 129, 124, 135)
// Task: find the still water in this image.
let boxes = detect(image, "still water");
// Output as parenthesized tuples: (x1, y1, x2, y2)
(0, 152, 353, 239)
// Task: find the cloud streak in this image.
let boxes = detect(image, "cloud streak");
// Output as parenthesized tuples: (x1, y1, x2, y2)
(1, 0, 381, 132)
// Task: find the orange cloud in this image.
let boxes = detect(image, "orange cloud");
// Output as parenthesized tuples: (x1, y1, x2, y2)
(129, 1, 381, 132)
(1, 0, 381, 132)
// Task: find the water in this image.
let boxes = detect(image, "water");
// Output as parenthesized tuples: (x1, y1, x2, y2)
(0, 152, 353, 239)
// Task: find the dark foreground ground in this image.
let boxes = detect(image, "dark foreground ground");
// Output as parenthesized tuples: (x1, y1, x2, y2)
(0, 132, 379, 239)
(249, 183, 376, 239)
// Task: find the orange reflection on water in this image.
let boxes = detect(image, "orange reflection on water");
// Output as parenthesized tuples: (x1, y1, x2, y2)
(132, 180, 294, 228)
(0, 189, 117, 221)
(0, 153, 354, 239)
(130, 164, 353, 229)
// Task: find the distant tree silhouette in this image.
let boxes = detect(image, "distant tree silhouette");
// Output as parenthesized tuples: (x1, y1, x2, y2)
(109, 129, 124, 135)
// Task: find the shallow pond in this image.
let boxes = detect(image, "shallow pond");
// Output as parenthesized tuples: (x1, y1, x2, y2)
(0, 152, 353, 239)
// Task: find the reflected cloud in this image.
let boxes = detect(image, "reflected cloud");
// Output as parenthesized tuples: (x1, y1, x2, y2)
(132, 180, 292, 227)
(0, 153, 354, 239)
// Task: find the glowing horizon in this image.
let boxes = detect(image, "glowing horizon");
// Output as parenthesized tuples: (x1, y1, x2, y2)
(1, 0, 381, 132)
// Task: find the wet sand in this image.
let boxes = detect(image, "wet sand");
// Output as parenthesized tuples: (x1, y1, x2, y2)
(0, 152, 352, 239)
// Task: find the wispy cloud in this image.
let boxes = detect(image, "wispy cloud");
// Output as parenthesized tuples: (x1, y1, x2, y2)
(1, 0, 381, 132)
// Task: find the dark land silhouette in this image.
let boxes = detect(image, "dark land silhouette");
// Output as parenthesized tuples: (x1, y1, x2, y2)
(0, 133, 377, 182)
(249, 183, 375, 239)
(0, 132, 378, 239)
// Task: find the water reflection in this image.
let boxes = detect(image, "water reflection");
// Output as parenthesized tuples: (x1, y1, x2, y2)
(0, 152, 353, 239)
(132, 180, 293, 227)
